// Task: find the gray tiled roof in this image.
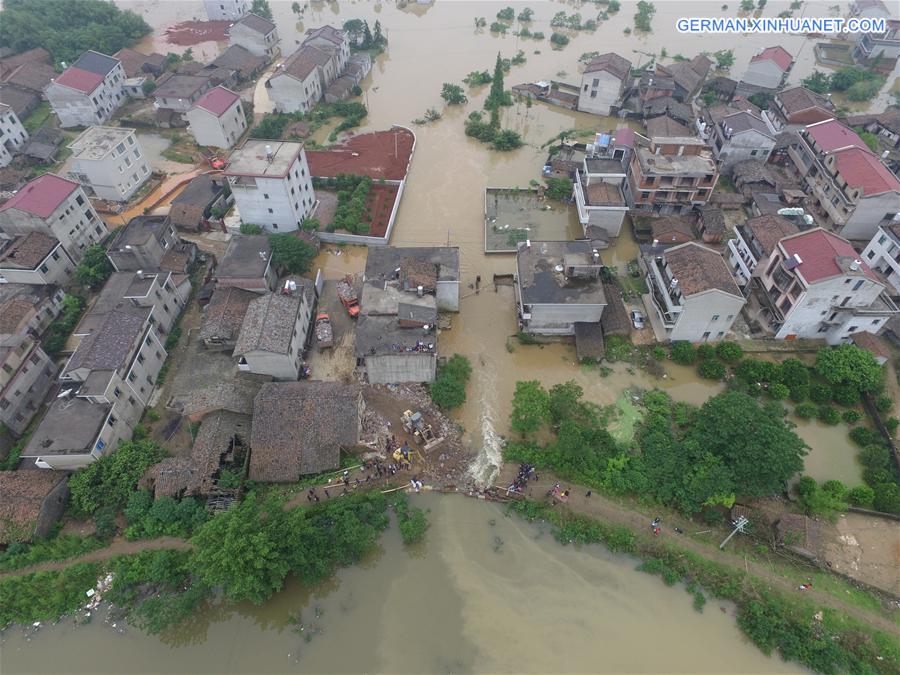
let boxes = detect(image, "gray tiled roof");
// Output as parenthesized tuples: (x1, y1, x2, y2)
(235, 13, 276, 35)
(233, 291, 301, 356)
(72, 51, 119, 76)
(64, 306, 148, 374)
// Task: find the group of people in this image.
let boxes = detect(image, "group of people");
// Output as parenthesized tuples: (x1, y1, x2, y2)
(507, 463, 538, 493)
(409, 477, 424, 493)
(549, 483, 570, 502)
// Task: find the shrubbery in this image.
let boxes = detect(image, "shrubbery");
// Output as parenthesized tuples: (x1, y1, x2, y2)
(715, 341, 742, 363)
(429, 354, 472, 409)
(670, 341, 696, 365)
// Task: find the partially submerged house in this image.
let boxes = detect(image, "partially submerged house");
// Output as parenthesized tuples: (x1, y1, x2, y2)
(740, 46, 793, 91)
(515, 240, 607, 337)
(228, 13, 280, 60)
(0, 471, 69, 543)
(700, 105, 778, 172)
(573, 138, 629, 239)
(641, 241, 745, 342)
(357, 247, 459, 384)
(578, 53, 632, 117)
(249, 381, 362, 482)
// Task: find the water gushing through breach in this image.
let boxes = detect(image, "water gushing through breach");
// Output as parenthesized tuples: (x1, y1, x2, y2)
(466, 361, 503, 487)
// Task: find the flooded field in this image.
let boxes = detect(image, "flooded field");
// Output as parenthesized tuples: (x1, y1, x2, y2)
(1, 496, 803, 675)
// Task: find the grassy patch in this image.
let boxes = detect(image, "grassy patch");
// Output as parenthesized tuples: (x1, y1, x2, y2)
(0, 534, 106, 573)
(608, 393, 642, 444)
(21, 102, 52, 134)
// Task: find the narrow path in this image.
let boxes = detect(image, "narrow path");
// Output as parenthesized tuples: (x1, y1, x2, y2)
(497, 464, 899, 636)
(0, 537, 193, 579)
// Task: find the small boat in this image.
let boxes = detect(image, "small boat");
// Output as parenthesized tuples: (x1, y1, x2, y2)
(315, 313, 334, 349)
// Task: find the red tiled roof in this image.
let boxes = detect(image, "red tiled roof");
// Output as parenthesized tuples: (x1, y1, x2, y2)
(193, 86, 240, 117)
(0, 174, 78, 218)
(613, 127, 635, 148)
(751, 46, 793, 72)
(831, 146, 900, 196)
(805, 119, 866, 152)
(52, 66, 104, 93)
(779, 228, 879, 284)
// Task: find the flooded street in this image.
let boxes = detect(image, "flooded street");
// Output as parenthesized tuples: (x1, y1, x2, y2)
(1, 496, 802, 675)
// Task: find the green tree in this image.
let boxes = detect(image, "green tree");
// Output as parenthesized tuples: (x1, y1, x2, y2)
(685, 391, 807, 497)
(517, 7, 534, 21)
(698, 360, 726, 380)
(633, 1, 656, 31)
(74, 245, 113, 290)
(68, 441, 167, 516)
(363, 21, 374, 48)
(496, 6, 514, 20)
(342, 19, 366, 43)
(239, 223, 264, 235)
(0, 0, 151, 64)
(801, 71, 831, 94)
(545, 177, 572, 201)
(440, 83, 468, 105)
(268, 234, 316, 274)
(670, 341, 697, 365)
(373, 20, 386, 47)
(511, 380, 550, 436)
(713, 49, 735, 70)
(815, 344, 883, 393)
(715, 341, 743, 363)
(550, 32, 570, 46)
(486, 52, 506, 110)
(250, 0, 273, 20)
(191, 494, 292, 604)
(429, 354, 472, 409)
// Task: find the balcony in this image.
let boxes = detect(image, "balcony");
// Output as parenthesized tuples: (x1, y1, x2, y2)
(644, 256, 683, 327)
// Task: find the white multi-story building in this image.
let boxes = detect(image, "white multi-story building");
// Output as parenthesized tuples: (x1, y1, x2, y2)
(303, 26, 351, 73)
(642, 242, 745, 342)
(786, 119, 900, 240)
(700, 105, 778, 172)
(573, 149, 629, 239)
(0, 103, 28, 168)
(224, 140, 316, 232)
(23, 305, 167, 470)
(204, 0, 250, 20)
(861, 223, 900, 296)
(0, 174, 106, 262)
(740, 46, 793, 90)
(67, 126, 151, 202)
(726, 214, 800, 295)
(578, 53, 632, 117)
(0, 233, 75, 286)
(228, 13, 279, 60)
(757, 228, 898, 343)
(267, 45, 336, 114)
(44, 51, 125, 128)
(184, 86, 246, 149)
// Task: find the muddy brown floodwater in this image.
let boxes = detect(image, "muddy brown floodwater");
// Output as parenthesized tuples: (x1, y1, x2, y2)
(0, 495, 805, 675)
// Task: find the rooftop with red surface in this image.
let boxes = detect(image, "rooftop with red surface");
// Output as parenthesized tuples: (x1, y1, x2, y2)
(750, 46, 793, 71)
(831, 146, 900, 196)
(53, 66, 104, 93)
(779, 228, 879, 285)
(0, 174, 78, 218)
(193, 86, 241, 117)
(305, 127, 415, 181)
(804, 119, 867, 153)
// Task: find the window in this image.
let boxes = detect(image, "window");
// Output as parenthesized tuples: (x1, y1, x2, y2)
(273, 223, 278, 229)
(114, 387, 122, 398)
(847, 325, 858, 333)
(39, 264, 48, 274)
(702, 331, 711, 340)
(0, 399, 8, 410)
(872, 319, 880, 326)
(711, 315, 719, 321)
(128, 396, 136, 406)
(137, 353, 145, 364)
(76, 195, 84, 206)
(263, 193, 270, 199)
(107, 415, 117, 426)
(852, 279, 864, 291)
(818, 326, 828, 333)
(268, 208, 273, 214)
(717, 332, 724, 338)
(726, 315, 733, 321)
(867, 250, 875, 259)
(844, 278, 852, 284)
(127, 135, 135, 146)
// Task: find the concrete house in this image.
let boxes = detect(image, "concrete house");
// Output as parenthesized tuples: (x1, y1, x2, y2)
(204, 0, 250, 20)
(153, 75, 213, 114)
(24, 305, 166, 470)
(0, 103, 28, 168)
(642, 242, 745, 342)
(215, 234, 278, 292)
(44, 51, 125, 128)
(106, 215, 180, 272)
(199, 285, 257, 351)
(74, 268, 187, 337)
(266, 46, 330, 114)
(0, 283, 64, 338)
(249, 381, 361, 482)
(756, 228, 898, 342)
(0, 300, 61, 436)
(228, 13, 280, 60)
(861, 223, 900, 295)
(184, 86, 246, 149)
(0, 232, 74, 286)
(67, 126, 151, 202)
(700, 105, 777, 171)
(626, 136, 719, 214)
(786, 119, 900, 239)
(578, 53, 632, 117)
(0, 174, 106, 261)
(168, 174, 229, 231)
(210, 45, 268, 84)
(515, 240, 607, 337)
(113, 48, 166, 79)
(233, 278, 315, 380)
(852, 18, 900, 61)
(726, 214, 800, 294)
(741, 46, 793, 91)
(766, 86, 835, 129)
(0, 472, 69, 543)
(304, 26, 351, 73)
(574, 148, 629, 239)
(224, 140, 316, 231)
(357, 247, 459, 384)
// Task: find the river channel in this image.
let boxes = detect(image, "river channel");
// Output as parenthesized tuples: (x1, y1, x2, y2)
(1, 495, 804, 674)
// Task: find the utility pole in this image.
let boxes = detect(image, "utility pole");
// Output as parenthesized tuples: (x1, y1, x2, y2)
(719, 516, 749, 550)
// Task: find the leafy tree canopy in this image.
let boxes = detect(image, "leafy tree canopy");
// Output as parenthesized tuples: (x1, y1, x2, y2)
(511, 380, 550, 435)
(814, 344, 883, 392)
(268, 233, 317, 274)
(0, 0, 150, 64)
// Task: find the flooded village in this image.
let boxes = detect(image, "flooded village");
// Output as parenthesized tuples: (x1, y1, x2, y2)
(0, 0, 899, 673)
